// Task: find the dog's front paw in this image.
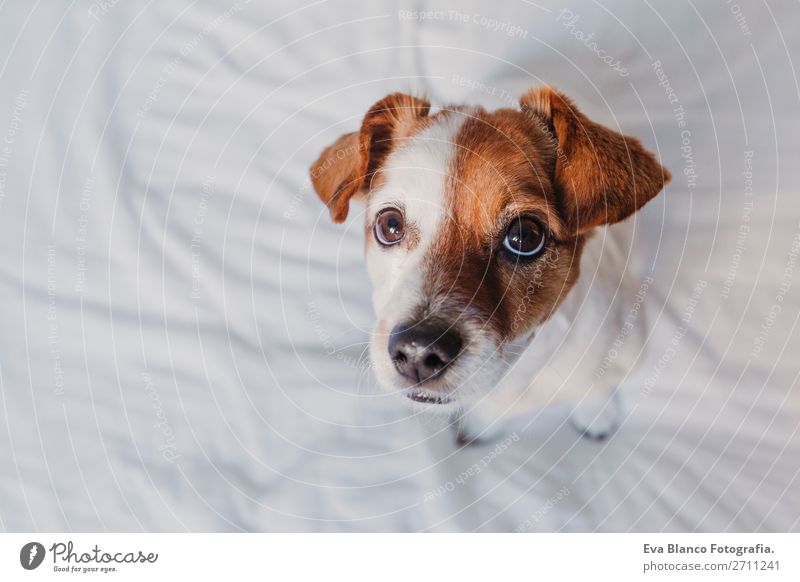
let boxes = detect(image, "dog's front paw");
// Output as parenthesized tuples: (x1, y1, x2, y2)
(453, 421, 509, 447)
(455, 430, 480, 447)
(454, 407, 513, 446)
(569, 394, 621, 440)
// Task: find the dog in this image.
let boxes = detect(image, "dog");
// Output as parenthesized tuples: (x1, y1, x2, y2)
(310, 87, 670, 443)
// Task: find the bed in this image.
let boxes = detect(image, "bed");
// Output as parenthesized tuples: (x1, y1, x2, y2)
(0, 0, 797, 531)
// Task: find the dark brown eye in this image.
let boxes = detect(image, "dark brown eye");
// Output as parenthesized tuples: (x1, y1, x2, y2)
(374, 208, 405, 246)
(502, 216, 546, 259)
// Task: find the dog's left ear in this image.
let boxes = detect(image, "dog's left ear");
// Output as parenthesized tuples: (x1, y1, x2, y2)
(310, 93, 431, 223)
(520, 86, 670, 235)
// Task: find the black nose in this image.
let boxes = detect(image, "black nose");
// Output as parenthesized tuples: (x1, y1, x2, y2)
(388, 322, 463, 384)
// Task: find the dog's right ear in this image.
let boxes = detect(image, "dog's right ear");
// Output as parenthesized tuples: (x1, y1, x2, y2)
(310, 93, 430, 223)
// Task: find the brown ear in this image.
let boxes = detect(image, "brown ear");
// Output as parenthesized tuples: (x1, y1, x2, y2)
(310, 93, 430, 223)
(520, 86, 670, 235)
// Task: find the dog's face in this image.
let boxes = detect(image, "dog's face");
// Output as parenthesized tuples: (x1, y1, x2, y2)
(311, 87, 669, 412)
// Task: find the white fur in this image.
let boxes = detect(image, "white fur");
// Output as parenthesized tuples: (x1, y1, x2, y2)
(365, 114, 466, 395)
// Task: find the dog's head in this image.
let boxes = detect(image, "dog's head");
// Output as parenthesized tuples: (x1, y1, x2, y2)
(310, 87, 669, 412)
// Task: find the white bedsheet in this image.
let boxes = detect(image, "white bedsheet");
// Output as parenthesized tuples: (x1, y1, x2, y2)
(0, 0, 798, 531)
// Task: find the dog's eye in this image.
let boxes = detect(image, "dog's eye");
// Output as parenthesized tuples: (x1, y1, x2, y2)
(502, 216, 546, 258)
(374, 207, 405, 246)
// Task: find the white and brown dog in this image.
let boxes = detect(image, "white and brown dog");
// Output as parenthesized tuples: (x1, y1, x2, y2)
(310, 87, 669, 442)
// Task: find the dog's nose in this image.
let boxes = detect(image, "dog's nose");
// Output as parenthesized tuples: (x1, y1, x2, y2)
(388, 322, 463, 384)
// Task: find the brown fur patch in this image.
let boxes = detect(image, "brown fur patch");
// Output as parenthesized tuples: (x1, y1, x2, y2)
(520, 86, 671, 234)
(421, 107, 582, 340)
(310, 93, 430, 222)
